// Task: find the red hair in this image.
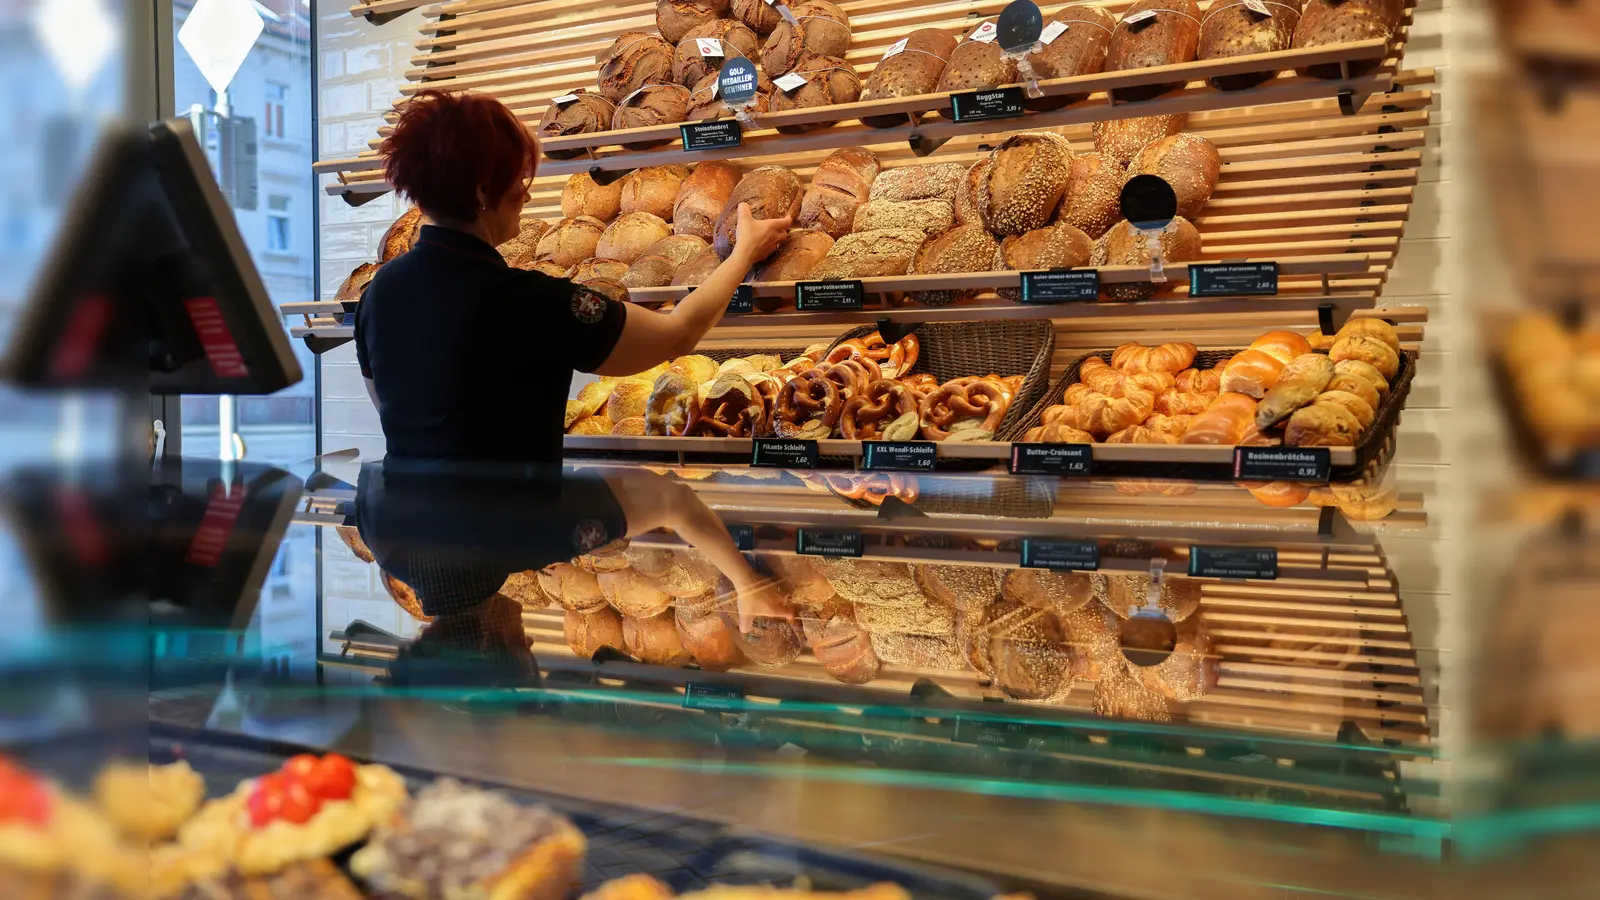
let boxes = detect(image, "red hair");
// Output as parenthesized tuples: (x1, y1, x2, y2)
(381, 90, 538, 223)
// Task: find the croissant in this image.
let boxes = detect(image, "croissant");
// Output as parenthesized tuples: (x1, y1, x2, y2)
(1175, 367, 1222, 393)
(1285, 402, 1362, 447)
(1144, 413, 1193, 438)
(1079, 356, 1125, 393)
(1125, 371, 1176, 394)
(1106, 425, 1177, 445)
(1181, 392, 1258, 445)
(1112, 342, 1198, 374)
(1062, 383, 1094, 406)
(1248, 331, 1312, 366)
(1154, 388, 1216, 416)
(1042, 404, 1083, 428)
(1218, 350, 1286, 399)
(1023, 424, 1095, 443)
(1079, 385, 1155, 438)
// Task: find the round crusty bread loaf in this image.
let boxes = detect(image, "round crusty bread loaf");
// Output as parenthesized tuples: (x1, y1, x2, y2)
(686, 70, 773, 118)
(1200, 0, 1302, 90)
(803, 611, 881, 684)
(673, 160, 742, 240)
(797, 147, 880, 238)
(860, 29, 957, 127)
(623, 611, 693, 665)
(529, 260, 569, 278)
(675, 604, 745, 671)
(996, 222, 1094, 301)
(619, 165, 690, 222)
(380, 207, 422, 262)
(910, 223, 1001, 306)
(1106, 0, 1203, 101)
(497, 218, 551, 268)
(583, 277, 631, 304)
(538, 90, 617, 159)
(562, 173, 622, 221)
(1025, 5, 1116, 110)
(760, 0, 851, 76)
(566, 257, 631, 285)
(623, 255, 679, 289)
(1094, 114, 1187, 165)
(753, 229, 835, 283)
(611, 83, 690, 149)
(1126, 133, 1221, 219)
(672, 249, 724, 286)
(979, 132, 1073, 236)
(643, 234, 710, 269)
(535, 216, 607, 269)
(953, 157, 990, 226)
(598, 32, 675, 102)
(658, 0, 730, 44)
(597, 212, 673, 264)
(1057, 151, 1127, 239)
(565, 607, 625, 658)
(335, 263, 378, 305)
(673, 19, 761, 88)
(1103, 217, 1203, 301)
(712, 165, 804, 259)
(731, 0, 781, 35)
(770, 54, 861, 133)
(935, 24, 1019, 119)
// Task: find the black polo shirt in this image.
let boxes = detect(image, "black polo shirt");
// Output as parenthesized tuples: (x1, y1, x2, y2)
(355, 224, 626, 463)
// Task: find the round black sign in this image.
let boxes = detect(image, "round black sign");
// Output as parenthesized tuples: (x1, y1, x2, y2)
(997, 0, 1044, 54)
(1120, 174, 1179, 231)
(718, 57, 760, 106)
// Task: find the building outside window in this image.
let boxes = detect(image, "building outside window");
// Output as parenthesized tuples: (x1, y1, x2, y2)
(267, 194, 290, 252)
(265, 80, 287, 139)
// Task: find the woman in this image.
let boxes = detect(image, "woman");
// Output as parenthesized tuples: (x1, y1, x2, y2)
(356, 90, 790, 463)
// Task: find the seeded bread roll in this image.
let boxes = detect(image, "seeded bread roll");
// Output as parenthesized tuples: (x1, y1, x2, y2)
(673, 19, 761, 88)
(935, 22, 1018, 119)
(611, 83, 690, 149)
(538, 90, 617, 159)
(1200, 0, 1303, 90)
(566, 257, 630, 284)
(1102, 217, 1203, 301)
(380, 207, 422, 262)
(1056, 151, 1124, 238)
(995, 222, 1094, 301)
(753, 229, 835, 282)
(769, 55, 861, 133)
(852, 198, 954, 236)
(859, 29, 958, 127)
(535, 216, 607, 269)
(712, 165, 805, 260)
(658, 0, 730, 43)
(798, 147, 880, 238)
(910, 223, 1001, 306)
(980, 132, 1074, 236)
(562, 173, 623, 221)
(810, 228, 928, 279)
(760, 0, 851, 76)
(686, 69, 774, 118)
(619, 165, 691, 222)
(598, 33, 676, 102)
(1025, 5, 1116, 110)
(1106, 0, 1202, 102)
(1294, 0, 1405, 78)
(597, 212, 673, 264)
(672, 160, 742, 240)
(731, 0, 781, 35)
(870, 163, 967, 202)
(1126, 133, 1222, 219)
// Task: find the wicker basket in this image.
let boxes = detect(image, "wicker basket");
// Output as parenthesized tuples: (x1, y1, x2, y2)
(1006, 347, 1420, 483)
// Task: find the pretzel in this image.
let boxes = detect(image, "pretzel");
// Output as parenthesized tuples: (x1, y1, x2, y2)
(645, 373, 698, 436)
(947, 373, 1021, 404)
(688, 375, 764, 437)
(825, 338, 874, 366)
(869, 332, 920, 379)
(821, 357, 881, 398)
(823, 473, 920, 506)
(774, 369, 844, 438)
(899, 372, 939, 394)
(750, 374, 783, 435)
(840, 380, 924, 440)
(919, 380, 1009, 441)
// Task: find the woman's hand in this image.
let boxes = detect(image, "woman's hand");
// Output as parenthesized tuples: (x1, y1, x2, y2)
(734, 576, 796, 634)
(732, 202, 791, 266)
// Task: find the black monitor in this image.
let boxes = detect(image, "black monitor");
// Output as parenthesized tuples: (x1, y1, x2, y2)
(0, 118, 302, 395)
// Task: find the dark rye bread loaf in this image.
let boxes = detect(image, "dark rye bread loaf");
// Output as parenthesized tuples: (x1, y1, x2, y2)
(910, 224, 1001, 306)
(598, 33, 675, 102)
(1294, 0, 1405, 78)
(673, 19, 761, 88)
(1105, 0, 1202, 102)
(754, 229, 835, 283)
(712, 166, 805, 259)
(537, 90, 616, 159)
(732, 0, 781, 36)
(859, 29, 958, 127)
(935, 22, 1018, 120)
(1199, 0, 1303, 90)
(686, 70, 773, 118)
(760, 0, 851, 76)
(769, 55, 861, 133)
(658, 0, 730, 43)
(995, 222, 1093, 301)
(797, 147, 880, 239)
(673, 160, 742, 240)
(978, 132, 1073, 236)
(611, 83, 690, 149)
(1025, 5, 1116, 111)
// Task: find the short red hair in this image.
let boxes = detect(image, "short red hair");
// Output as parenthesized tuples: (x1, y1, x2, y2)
(381, 90, 538, 223)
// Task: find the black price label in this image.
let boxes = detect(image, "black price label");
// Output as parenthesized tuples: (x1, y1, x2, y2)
(727, 524, 755, 551)
(953, 716, 1042, 750)
(750, 438, 818, 468)
(1233, 446, 1331, 483)
(1190, 546, 1278, 580)
(681, 120, 742, 151)
(1010, 442, 1092, 475)
(684, 682, 744, 710)
(797, 529, 864, 558)
(862, 441, 936, 471)
(1020, 539, 1100, 571)
(1574, 449, 1600, 481)
(1188, 262, 1279, 298)
(795, 280, 865, 310)
(949, 87, 1026, 123)
(1019, 269, 1100, 304)
(727, 284, 754, 314)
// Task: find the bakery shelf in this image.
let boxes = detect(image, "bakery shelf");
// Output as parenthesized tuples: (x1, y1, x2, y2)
(349, 0, 428, 18)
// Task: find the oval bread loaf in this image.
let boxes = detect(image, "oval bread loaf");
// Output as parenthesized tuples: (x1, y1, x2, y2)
(1105, 0, 1203, 102)
(810, 229, 928, 279)
(798, 147, 880, 238)
(935, 22, 1019, 119)
(1199, 0, 1303, 90)
(672, 160, 742, 240)
(1056, 152, 1124, 239)
(611, 83, 690, 149)
(769, 55, 861, 133)
(852, 199, 955, 236)
(859, 29, 957, 127)
(712, 165, 805, 260)
(1093, 114, 1188, 165)
(753, 229, 835, 283)
(869, 163, 967, 202)
(536, 216, 607, 269)
(1025, 5, 1116, 110)
(497, 218, 550, 269)
(537, 90, 617, 159)
(672, 249, 724, 286)
(1294, 0, 1404, 78)
(686, 70, 773, 118)
(658, 0, 730, 44)
(597, 212, 673, 264)
(566, 258, 631, 285)
(910, 224, 1001, 306)
(995, 222, 1094, 301)
(619, 165, 691, 222)
(979, 132, 1073, 236)
(731, 0, 781, 35)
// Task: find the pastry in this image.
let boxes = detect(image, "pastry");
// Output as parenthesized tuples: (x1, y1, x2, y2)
(839, 380, 923, 440)
(1337, 317, 1401, 352)
(1181, 392, 1259, 444)
(1112, 341, 1198, 374)
(1285, 401, 1363, 447)
(1333, 358, 1391, 397)
(94, 760, 205, 844)
(1219, 350, 1287, 398)
(1324, 372, 1381, 410)
(919, 380, 1009, 441)
(1330, 333, 1401, 381)
(1022, 422, 1096, 443)
(1255, 353, 1336, 428)
(1078, 382, 1156, 438)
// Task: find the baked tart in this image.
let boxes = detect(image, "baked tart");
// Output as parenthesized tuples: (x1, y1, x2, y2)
(0, 757, 147, 897)
(94, 759, 206, 843)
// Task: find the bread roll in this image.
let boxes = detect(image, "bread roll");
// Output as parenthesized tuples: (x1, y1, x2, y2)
(1335, 317, 1401, 352)
(1025, 5, 1116, 110)
(1094, 114, 1187, 166)
(859, 29, 957, 127)
(1246, 331, 1312, 365)
(598, 33, 676, 102)
(1126, 133, 1221, 219)
(1057, 152, 1125, 239)
(1181, 392, 1259, 444)
(1219, 349, 1287, 398)
(623, 612, 693, 665)
(562, 173, 623, 221)
(870, 163, 966, 203)
(798, 147, 880, 238)
(1294, 0, 1405, 78)
(712, 165, 804, 260)
(658, 0, 730, 44)
(996, 222, 1094, 301)
(731, 0, 781, 35)
(760, 0, 851, 76)
(1329, 333, 1400, 381)
(979, 133, 1073, 236)
(538, 91, 616, 159)
(672, 249, 724, 286)
(597, 212, 673, 264)
(910, 224, 1002, 306)
(673, 19, 761, 88)
(566, 257, 630, 284)
(1101, 218, 1204, 301)
(1285, 401, 1362, 447)
(810, 229, 927, 279)
(536, 216, 607, 269)
(380, 207, 422, 262)
(565, 607, 625, 658)
(1324, 372, 1380, 410)
(675, 604, 745, 671)
(1106, 0, 1202, 101)
(1199, 0, 1303, 90)
(619, 165, 690, 222)
(935, 22, 1019, 118)
(1314, 389, 1376, 431)
(803, 611, 880, 684)
(753, 229, 834, 282)
(1333, 358, 1390, 396)
(769, 55, 861, 133)
(852, 199, 955, 236)
(611, 83, 690, 149)
(672, 161, 741, 241)
(539, 563, 607, 613)
(1256, 353, 1335, 428)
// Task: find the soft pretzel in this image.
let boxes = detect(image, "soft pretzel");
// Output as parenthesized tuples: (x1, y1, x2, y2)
(899, 372, 939, 394)
(823, 473, 920, 506)
(1078, 383, 1156, 438)
(688, 375, 765, 437)
(820, 357, 881, 398)
(840, 380, 924, 440)
(876, 333, 921, 379)
(645, 373, 699, 436)
(920, 381, 1009, 441)
(774, 369, 844, 439)
(1111, 342, 1198, 375)
(825, 338, 874, 366)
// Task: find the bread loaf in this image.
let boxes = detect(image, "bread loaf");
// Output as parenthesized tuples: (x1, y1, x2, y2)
(566, 257, 630, 284)
(979, 132, 1073, 236)
(811, 229, 927, 279)
(712, 165, 804, 259)
(658, 0, 730, 44)
(935, 23, 1019, 119)
(910, 224, 1001, 306)
(335, 262, 377, 305)
(852, 199, 954, 236)
(565, 607, 625, 658)
(535, 216, 607, 269)
(1106, 0, 1202, 101)
(619, 165, 690, 222)
(528, 260, 569, 278)
(380, 207, 422, 262)
(622, 255, 679, 289)
(731, 0, 781, 35)
(643, 234, 710, 270)
(671, 249, 724, 286)
(803, 612, 881, 684)
(538, 91, 616, 158)
(1094, 114, 1187, 165)
(953, 157, 989, 225)
(673, 19, 761, 88)
(996, 222, 1094, 301)
(859, 29, 957, 127)
(623, 612, 693, 665)
(686, 69, 773, 118)
(598, 33, 676, 102)
(753, 229, 835, 282)
(769, 55, 861, 133)
(1294, 0, 1405, 78)
(562, 173, 622, 221)
(1056, 152, 1124, 238)
(1200, 0, 1303, 90)
(597, 212, 672, 263)
(870, 163, 966, 202)
(674, 604, 745, 671)
(760, 0, 851, 76)
(798, 147, 880, 238)
(497, 217, 550, 268)
(611, 83, 690, 148)
(1126, 133, 1222, 219)
(1025, 5, 1116, 110)
(1102, 218, 1203, 301)
(672, 160, 741, 240)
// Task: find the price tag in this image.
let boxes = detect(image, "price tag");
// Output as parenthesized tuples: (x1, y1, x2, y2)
(1244, 0, 1273, 15)
(1124, 9, 1158, 27)
(1188, 262, 1279, 298)
(1020, 269, 1099, 303)
(883, 38, 909, 59)
(1575, 448, 1600, 481)
(967, 21, 999, 43)
(696, 37, 725, 57)
(551, 93, 579, 106)
(1010, 443, 1092, 475)
(774, 72, 809, 93)
(681, 120, 742, 151)
(797, 529, 865, 558)
(684, 682, 744, 710)
(1040, 20, 1068, 44)
(862, 441, 937, 471)
(953, 716, 1043, 749)
(727, 524, 755, 551)
(795, 280, 865, 310)
(1233, 447, 1331, 483)
(1190, 546, 1278, 580)
(726, 284, 754, 314)
(1020, 539, 1100, 572)
(949, 87, 1026, 123)
(751, 438, 818, 468)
